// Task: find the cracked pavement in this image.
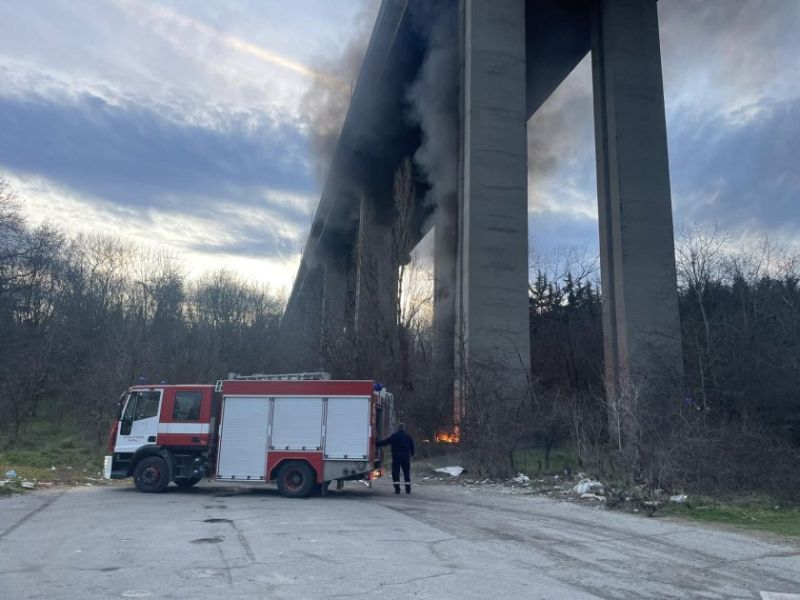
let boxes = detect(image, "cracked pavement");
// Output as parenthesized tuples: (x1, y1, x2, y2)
(1, 479, 799, 599)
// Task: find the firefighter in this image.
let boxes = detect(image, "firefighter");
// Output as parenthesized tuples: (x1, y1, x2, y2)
(377, 423, 415, 494)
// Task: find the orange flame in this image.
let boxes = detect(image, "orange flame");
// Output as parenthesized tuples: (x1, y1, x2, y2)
(434, 427, 460, 443)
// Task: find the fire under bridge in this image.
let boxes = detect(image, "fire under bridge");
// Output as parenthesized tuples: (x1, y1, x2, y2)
(281, 0, 684, 408)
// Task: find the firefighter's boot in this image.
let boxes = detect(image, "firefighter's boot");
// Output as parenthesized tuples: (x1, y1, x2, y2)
(405, 484, 411, 494)
(394, 483, 401, 494)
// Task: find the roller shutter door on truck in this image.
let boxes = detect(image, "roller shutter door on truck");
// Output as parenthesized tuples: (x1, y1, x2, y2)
(271, 397, 323, 451)
(217, 396, 269, 480)
(324, 397, 370, 460)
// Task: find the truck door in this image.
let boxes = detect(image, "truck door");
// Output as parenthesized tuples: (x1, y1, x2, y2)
(116, 390, 162, 453)
(216, 396, 270, 480)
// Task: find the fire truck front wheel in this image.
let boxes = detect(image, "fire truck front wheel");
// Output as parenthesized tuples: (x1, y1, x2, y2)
(133, 456, 170, 493)
(276, 461, 315, 498)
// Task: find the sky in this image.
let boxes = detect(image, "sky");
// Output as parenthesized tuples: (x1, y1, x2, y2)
(1, 1, 799, 294)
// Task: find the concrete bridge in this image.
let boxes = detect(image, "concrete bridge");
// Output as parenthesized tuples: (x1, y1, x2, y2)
(282, 0, 684, 414)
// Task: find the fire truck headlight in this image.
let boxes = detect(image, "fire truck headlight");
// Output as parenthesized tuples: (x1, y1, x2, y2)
(357, 461, 366, 471)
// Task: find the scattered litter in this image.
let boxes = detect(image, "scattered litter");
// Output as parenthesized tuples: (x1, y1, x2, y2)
(573, 479, 604, 495)
(50, 466, 56, 471)
(121, 591, 152, 598)
(669, 494, 688, 504)
(511, 473, 530, 485)
(0, 480, 9, 487)
(581, 493, 606, 502)
(20, 481, 36, 489)
(5, 470, 17, 479)
(434, 466, 464, 477)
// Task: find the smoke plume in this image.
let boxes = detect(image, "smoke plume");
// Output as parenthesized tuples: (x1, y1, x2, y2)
(406, 1, 460, 375)
(407, 2, 459, 212)
(300, 3, 379, 185)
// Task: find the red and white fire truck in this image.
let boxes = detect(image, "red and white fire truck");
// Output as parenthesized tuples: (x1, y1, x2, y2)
(104, 373, 388, 498)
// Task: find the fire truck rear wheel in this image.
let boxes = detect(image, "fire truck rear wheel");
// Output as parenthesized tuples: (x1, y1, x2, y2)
(276, 461, 315, 498)
(133, 456, 170, 493)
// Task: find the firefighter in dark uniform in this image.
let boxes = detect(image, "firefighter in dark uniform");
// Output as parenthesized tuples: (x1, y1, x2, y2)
(377, 423, 415, 494)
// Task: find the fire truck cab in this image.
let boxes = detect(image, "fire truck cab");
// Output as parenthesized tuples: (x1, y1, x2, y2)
(104, 373, 388, 498)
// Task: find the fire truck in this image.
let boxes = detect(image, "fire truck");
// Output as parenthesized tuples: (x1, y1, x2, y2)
(104, 373, 389, 498)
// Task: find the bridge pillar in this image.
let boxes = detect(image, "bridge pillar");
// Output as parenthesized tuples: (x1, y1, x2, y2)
(280, 264, 325, 371)
(433, 191, 457, 403)
(591, 0, 684, 413)
(354, 193, 398, 380)
(320, 248, 349, 369)
(457, 0, 531, 399)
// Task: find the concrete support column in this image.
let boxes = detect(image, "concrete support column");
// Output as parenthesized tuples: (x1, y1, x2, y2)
(591, 0, 684, 408)
(303, 265, 325, 369)
(354, 192, 398, 380)
(433, 191, 457, 401)
(320, 248, 349, 370)
(458, 0, 531, 397)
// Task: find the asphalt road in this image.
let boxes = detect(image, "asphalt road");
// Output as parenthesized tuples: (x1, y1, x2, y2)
(1, 479, 799, 600)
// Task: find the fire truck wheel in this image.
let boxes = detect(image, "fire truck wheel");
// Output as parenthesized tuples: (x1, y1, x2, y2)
(174, 477, 201, 489)
(133, 456, 170, 493)
(276, 461, 315, 498)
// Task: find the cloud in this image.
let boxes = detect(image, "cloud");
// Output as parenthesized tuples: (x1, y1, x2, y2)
(6, 172, 307, 291)
(524, 0, 800, 258)
(110, 0, 327, 82)
(529, 211, 600, 257)
(0, 0, 379, 288)
(0, 81, 317, 291)
(527, 54, 597, 249)
(0, 89, 314, 214)
(670, 98, 800, 232)
(659, 0, 800, 117)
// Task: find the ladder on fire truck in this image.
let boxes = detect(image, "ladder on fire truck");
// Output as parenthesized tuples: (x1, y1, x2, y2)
(216, 372, 331, 391)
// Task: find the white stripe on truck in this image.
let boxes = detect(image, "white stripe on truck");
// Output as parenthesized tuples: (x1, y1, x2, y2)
(157, 423, 210, 434)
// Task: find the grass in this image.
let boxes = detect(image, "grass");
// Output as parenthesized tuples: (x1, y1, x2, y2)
(660, 496, 800, 538)
(0, 420, 105, 493)
(513, 447, 579, 476)
(510, 447, 800, 539)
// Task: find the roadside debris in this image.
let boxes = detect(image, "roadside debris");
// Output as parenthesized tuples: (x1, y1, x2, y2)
(511, 473, 531, 485)
(573, 478, 605, 495)
(580, 493, 606, 502)
(5, 470, 17, 478)
(434, 466, 465, 477)
(670, 494, 688, 504)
